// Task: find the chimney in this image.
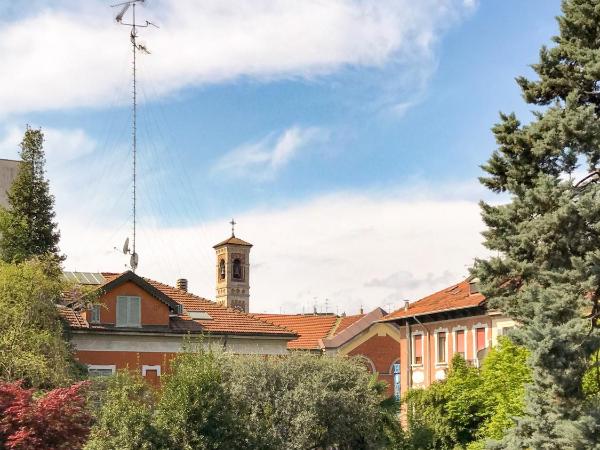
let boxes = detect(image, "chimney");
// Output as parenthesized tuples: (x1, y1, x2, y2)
(404, 300, 410, 311)
(176, 278, 188, 292)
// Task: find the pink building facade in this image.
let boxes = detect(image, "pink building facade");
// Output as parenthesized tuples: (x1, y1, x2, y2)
(380, 278, 515, 395)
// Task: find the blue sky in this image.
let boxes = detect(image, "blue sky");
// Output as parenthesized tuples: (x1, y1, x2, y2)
(0, 0, 562, 313)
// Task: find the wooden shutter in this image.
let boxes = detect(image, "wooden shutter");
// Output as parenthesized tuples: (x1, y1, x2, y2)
(476, 327, 486, 351)
(456, 330, 465, 354)
(116, 297, 127, 326)
(414, 334, 422, 364)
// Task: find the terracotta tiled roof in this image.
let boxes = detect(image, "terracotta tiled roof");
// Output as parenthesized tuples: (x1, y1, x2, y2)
(145, 278, 294, 336)
(60, 271, 295, 338)
(321, 308, 389, 349)
(213, 236, 253, 248)
(332, 314, 365, 335)
(57, 305, 88, 328)
(380, 278, 485, 321)
(253, 314, 339, 349)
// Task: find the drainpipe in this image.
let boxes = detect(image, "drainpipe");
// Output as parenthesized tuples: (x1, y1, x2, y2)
(413, 315, 431, 387)
(406, 320, 412, 389)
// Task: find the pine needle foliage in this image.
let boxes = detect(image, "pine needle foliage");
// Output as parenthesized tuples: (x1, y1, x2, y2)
(474, 1, 600, 447)
(0, 127, 62, 263)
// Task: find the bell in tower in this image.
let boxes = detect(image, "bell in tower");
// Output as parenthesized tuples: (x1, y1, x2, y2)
(213, 219, 252, 313)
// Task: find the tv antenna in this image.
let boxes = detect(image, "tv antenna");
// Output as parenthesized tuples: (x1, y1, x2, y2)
(111, 0, 158, 272)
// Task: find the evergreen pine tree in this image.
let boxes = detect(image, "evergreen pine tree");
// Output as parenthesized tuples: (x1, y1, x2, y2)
(0, 127, 62, 263)
(474, 1, 600, 447)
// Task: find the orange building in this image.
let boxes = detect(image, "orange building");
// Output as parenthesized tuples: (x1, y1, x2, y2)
(59, 232, 299, 382)
(379, 277, 515, 396)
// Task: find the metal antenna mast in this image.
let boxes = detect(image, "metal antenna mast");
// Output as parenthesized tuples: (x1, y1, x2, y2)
(112, 0, 157, 272)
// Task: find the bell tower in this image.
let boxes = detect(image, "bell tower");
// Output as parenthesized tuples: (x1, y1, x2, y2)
(213, 219, 252, 313)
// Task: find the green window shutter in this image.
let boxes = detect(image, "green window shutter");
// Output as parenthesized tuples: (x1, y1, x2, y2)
(129, 296, 141, 326)
(116, 296, 128, 326)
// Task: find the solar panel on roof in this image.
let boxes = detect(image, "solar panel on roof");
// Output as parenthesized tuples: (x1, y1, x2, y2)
(91, 273, 106, 284)
(62, 271, 106, 285)
(62, 272, 77, 282)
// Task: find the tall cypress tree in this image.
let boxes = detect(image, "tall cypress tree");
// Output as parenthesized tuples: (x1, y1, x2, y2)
(474, 1, 600, 447)
(0, 127, 62, 263)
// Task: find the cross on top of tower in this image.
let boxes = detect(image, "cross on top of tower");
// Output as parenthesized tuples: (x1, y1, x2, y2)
(230, 218, 236, 237)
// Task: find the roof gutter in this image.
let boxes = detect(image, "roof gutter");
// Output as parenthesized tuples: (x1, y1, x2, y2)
(69, 329, 297, 339)
(378, 303, 486, 323)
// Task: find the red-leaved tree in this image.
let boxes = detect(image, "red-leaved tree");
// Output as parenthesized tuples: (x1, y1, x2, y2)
(0, 381, 92, 449)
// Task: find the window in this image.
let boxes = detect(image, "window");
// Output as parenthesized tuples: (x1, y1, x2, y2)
(89, 304, 100, 323)
(413, 333, 423, 365)
(499, 326, 514, 336)
(116, 296, 141, 327)
(437, 331, 447, 364)
(232, 258, 242, 280)
(88, 365, 115, 377)
(392, 362, 401, 400)
(219, 259, 226, 280)
(455, 329, 466, 358)
(475, 327, 486, 352)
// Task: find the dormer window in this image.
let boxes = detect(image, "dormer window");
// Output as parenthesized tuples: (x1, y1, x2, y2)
(219, 259, 226, 280)
(232, 258, 242, 280)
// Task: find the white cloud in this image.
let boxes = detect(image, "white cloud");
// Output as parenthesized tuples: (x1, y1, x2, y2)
(0, 125, 96, 165)
(60, 185, 489, 315)
(0, 0, 475, 116)
(212, 126, 326, 180)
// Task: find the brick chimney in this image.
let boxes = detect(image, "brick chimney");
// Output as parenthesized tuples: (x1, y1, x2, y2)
(176, 278, 188, 292)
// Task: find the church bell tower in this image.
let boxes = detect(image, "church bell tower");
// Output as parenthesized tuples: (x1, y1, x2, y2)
(213, 220, 252, 313)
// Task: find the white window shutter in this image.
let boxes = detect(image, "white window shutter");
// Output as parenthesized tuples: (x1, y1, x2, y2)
(129, 296, 141, 326)
(116, 297, 127, 326)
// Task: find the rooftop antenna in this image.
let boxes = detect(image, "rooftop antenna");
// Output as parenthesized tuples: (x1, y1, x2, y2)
(111, 0, 158, 272)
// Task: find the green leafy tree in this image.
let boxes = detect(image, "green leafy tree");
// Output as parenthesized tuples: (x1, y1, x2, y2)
(84, 349, 398, 449)
(475, 337, 531, 444)
(154, 351, 242, 450)
(404, 355, 484, 450)
(221, 351, 395, 450)
(0, 127, 62, 263)
(473, 1, 600, 446)
(85, 371, 160, 450)
(0, 258, 81, 388)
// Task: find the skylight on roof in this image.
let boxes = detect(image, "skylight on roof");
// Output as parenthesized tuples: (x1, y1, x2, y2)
(188, 311, 212, 320)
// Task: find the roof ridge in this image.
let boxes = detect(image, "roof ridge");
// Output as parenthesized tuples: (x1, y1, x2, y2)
(328, 316, 343, 337)
(143, 277, 214, 303)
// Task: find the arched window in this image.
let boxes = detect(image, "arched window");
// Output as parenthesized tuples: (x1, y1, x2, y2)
(232, 258, 242, 280)
(219, 259, 226, 280)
